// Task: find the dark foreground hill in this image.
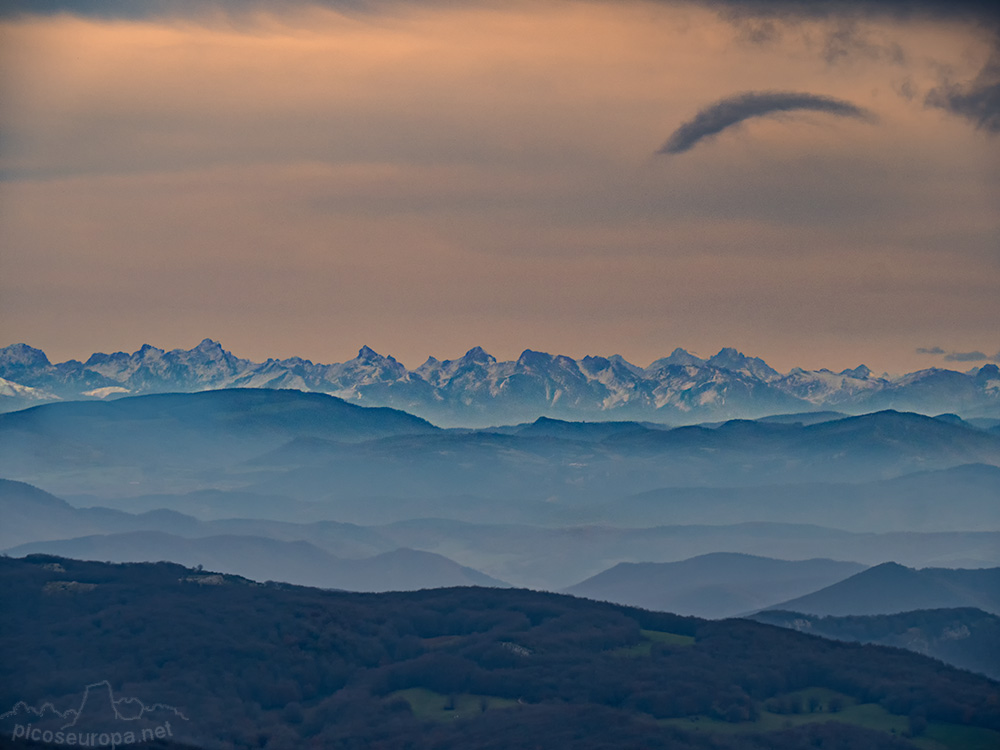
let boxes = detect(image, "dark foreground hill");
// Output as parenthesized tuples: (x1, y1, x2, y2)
(1, 556, 997, 750)
(750, 608, 1000, 680)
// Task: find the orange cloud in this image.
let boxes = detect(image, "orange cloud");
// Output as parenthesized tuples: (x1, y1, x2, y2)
(0, 2, 996, 374)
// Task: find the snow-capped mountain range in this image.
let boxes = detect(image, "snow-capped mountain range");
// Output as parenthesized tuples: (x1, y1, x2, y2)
(1, 339, 998, 426)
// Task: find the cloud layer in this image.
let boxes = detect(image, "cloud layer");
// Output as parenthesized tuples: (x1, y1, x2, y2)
(658, 90, 875, 154)
(0, 3, 997, 374)
(918, 347, 1000, 363)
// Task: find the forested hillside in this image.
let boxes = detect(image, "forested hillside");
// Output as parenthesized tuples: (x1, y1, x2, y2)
(1, 555, 997, 750)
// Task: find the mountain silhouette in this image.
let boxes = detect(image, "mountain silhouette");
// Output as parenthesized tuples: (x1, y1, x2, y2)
(0, 680, 188, 735)
(3, 340, 999, 426)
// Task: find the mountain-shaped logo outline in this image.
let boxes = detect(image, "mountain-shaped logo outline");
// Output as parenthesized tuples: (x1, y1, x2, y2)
(1, 680, 188, 730)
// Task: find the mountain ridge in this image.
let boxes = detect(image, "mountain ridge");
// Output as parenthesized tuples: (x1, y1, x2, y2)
(763, 563, 1000, 616)
(563, 553, 866, 619)
(4, 530, 508, 592)
(3, 340, 998, 426)
(4, 477, 999, 591)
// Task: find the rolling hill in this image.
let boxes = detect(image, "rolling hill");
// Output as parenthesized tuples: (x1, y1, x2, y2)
(5, 478, 998, 591)
(563, 553, 866, 619)
(1, 554, 998, 750)
(4, 531, 507, 591)
(750, 607, 1000, 680)
(764, 563, 1000, 616)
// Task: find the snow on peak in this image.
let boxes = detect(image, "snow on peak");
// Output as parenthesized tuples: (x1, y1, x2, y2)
(0, 377, 57, 400)
(0, 343, 51, 368)
(460, 346, 495, 364)
(194, 338, 224, 352)
(839, 365, 871, 379)
(2, 340, 998, 422)
(707, 348, 779, 380)
(82, 386, 131, 399)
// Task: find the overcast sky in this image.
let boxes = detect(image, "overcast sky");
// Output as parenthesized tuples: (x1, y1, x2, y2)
(1, 0, 997, 374)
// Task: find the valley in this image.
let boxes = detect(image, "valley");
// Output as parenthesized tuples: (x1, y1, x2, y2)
(2, 381, 997, 748)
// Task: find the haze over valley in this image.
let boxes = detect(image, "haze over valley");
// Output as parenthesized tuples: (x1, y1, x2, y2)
(4, 357, 999, 745)
(3, 378, 998, 597)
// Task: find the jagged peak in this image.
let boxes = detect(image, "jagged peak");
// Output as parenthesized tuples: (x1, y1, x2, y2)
(839, 365, 871, 379)
(193, 338, 223, 352)
(516, 349, 551, 366)
(582, 355, 611, 368)
(709, 347, 750, 364)
(460, 346, 495, 364)
(0, 343, 51, 367)
(707, 347, 778, 377)
(85, 349, 136, 365)
(414, 356, 442, 375)
(356, 345, 398, 365)
(647, 348, 705, 370)
(975, 363, 999, 379)
(668, 347, 700, 360)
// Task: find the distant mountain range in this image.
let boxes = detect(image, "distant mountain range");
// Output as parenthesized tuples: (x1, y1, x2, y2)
(5, 478, 998, 592)
(4, 389, 1000, 517)
(603, 463, 1000, 532)
(5, 532, 507, 591)
(0, 479, 506, 591)
(3, 339, 999, 425)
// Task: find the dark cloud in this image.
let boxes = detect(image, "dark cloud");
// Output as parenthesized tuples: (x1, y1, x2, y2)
(944, 350, 989, 362)
(702, 1, 1000, 25)
(917, 347, 1000, 363)
(925, 51, 1000, 133)
(4, 0, 1000, 23)
(0, 0, 369, 19)
(732, 17, 782, 45)
(658, 91, 875, 154)
(706, 2, 999, 135)
(820, 20, 905, 65)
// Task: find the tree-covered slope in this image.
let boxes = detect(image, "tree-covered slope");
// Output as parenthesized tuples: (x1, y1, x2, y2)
(1, 555, 997, 750)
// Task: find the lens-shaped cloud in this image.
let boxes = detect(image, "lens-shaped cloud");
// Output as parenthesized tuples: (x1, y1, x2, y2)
(944, 350, 989, 362)
(659, 90, 876, 154)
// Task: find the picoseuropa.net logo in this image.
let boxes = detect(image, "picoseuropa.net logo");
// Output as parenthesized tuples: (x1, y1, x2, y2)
(1, 680, 189, 749)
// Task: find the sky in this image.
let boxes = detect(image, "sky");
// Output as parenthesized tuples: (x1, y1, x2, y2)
(0, 0, 998, 375)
